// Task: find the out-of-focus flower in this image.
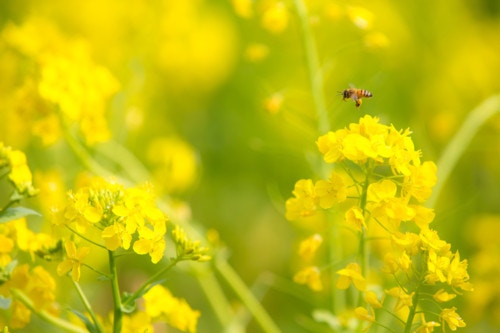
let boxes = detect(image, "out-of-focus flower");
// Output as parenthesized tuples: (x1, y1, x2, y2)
(346, 6, 373, 30)
(440, 307, 466, 331)
(264, 92, 284, 114)
(293, 266, 323, 291)
(261, 2, 289, 34)
(0, 143, 38, 197)
(0, 265, 58, 329)
(144, 284, 200, 333)
(157, 2, 237, 95)
(298, 234, 323, 261)
(232, 0, 254, 19)
(364, 31, 390, 49)
(385, 286, 414, 313)
(314, 172, 347, 209)
(285, 179, 317, 221)
(147, 137, 197, 194)
(336, 263, 366, 291)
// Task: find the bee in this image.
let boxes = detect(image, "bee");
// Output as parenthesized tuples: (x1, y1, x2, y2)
(339, 88, 373, 108)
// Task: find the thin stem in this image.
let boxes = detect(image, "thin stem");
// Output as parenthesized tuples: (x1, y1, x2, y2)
(66, 225, 107, 250)
(121, 256, 180, 309)
(292, 0, 330, 134)
(215, 257, 281, 333)
(195, 270, 236, 329)
(11, 288, 88, 333)
(108, 251, 122, 333)
(82, 263, 111, 279)
(404, 283, 421, 333)
(71, 280, 104, 333)
(59, 114, 113, 179)
(428, 94, 500, 208)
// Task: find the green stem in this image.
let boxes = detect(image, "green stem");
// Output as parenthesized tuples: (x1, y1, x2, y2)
(195, 269, 236, 329)
(428, 94, 500, 208)
(108, 251, 122, 333)
(292, 0, 330, 134)
(403, 284, 421, 333)
(11, 289, 88, 333)
(71, 280, 104, 333)
(59, 115, 113, 179)
(215, 258, 281, 333)
(66, 225, 107, 250)
(121, 257, 180, 309)
(328, 216, 343, 314)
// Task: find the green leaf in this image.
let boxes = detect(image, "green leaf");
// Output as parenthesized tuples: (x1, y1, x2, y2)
(68, 309, 99, 333)
(0, 207, 41, 223)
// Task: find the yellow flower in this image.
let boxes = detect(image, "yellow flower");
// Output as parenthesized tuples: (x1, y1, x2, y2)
(354, 306, 375, 322)
(0, 146, 38, 196)
(341, 133, 378, 162)
(57, 240, 90, 281)
(298, 234, 323, 260)
(433, 289, 456, 303)
(0, 265, 58, 328)
(317, 129, 347, 164)
(38, 50, 119, 145)
(364, 290, 383, 309)
(0, 235, 14, 266)
(402, 161, 437, 202)
(121, 311, 153, 333)
(420, 229, 451, 255)
(102, 223, 131, 251)
(385, 286, 414, 312)
(263, 92, 284, 114)
(293, 266, 323, 291)
(336, 263, 366, 291)
(411, 205, 435, 230)
(447, 251, 473, 292)
(367, 179, 397, 202)
(143, 285, 200, 333)
(285, 179, 318, 221)
(315, 172, 347, 209)
(147, 137, 198, 194)
(232, 0, 254, 18)
(440, 307, 466, 330)
(426, 249, 451, 284)
(261, 2, 289, 34)
(415, 313, 440, 333)
(133, 225, 167, 264)
(344, 206, 366, 232)
(391, 232, 421, 256)
(61, 178, 169, 262)
(346, 6, 373, 30)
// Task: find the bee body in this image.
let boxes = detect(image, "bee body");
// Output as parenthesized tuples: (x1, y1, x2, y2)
(340, 88, 373, 108)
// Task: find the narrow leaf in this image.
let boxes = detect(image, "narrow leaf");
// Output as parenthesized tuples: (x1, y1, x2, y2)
(0, 207, 41, 223)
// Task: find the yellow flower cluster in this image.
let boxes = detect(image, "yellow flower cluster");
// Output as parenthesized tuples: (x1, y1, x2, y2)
(287, 115, 471, 331)
(143, 285, 200, 333)
(0, 143, 38, 197)
(0, 265, 58, 329)
(2, 19, 119, 146)
(60, 178, 167, 266)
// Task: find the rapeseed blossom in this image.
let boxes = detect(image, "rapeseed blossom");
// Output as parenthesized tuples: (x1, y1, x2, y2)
(143, 285, 200, 333)
(59, 178, 167, 266)
(286, 115, 472, 331)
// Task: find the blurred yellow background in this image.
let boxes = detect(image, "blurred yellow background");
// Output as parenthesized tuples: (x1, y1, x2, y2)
(1, 0, 500, 332)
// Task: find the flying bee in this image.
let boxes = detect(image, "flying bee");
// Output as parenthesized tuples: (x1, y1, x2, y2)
(339, 88, 373, 108)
